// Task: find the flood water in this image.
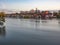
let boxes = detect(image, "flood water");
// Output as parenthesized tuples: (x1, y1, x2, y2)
(0, 18, 60, 45)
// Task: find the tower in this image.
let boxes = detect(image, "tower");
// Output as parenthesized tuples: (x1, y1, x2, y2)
(35, 8, 38, 14)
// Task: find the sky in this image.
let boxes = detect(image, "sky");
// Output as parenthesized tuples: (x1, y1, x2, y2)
(0, 0, 60, 11)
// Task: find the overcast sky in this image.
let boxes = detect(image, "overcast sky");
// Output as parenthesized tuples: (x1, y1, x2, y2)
(0, 0, 60, 11)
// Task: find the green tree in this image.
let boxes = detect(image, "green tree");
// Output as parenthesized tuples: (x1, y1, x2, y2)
(57, 10, 60, 18)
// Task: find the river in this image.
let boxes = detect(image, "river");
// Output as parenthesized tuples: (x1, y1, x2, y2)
(0, 18, 60, 45)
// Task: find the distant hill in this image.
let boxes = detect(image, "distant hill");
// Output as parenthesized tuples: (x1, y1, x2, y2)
(0, 9, 20, 14)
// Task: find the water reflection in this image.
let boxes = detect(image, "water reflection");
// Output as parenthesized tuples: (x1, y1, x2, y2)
(0, 20, 6, 37)
(57, 19, 60, 27)
(35, 19, 40, 29)
(41, 20, 47, 23)
(58, 19, 60, 24)
(0, 27, 6, 37)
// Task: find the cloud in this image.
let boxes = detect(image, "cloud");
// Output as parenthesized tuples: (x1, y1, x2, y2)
(0, 0, 60, 10)
(0, 2, 7, 9)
